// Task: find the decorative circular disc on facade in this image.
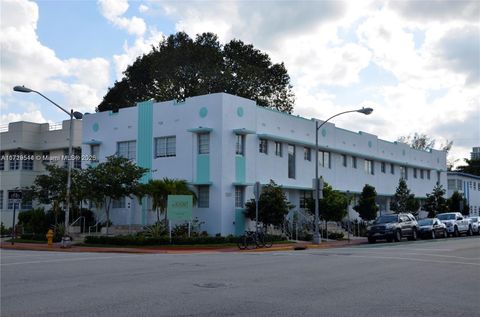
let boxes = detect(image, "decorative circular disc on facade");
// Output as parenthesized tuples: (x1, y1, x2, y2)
(92, 122, 99, 132)
(199, 107, 208, 118)
(402, 149, 406, 156)
(368, 140, 372, 148)
(321, 129, 327, 137)
(237, 106, 244, 117)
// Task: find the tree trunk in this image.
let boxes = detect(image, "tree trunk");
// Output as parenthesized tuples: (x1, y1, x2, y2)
(157, 208, 160, 224)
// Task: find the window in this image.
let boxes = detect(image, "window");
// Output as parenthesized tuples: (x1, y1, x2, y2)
(427, 170, 430, 179)
(304, 147, 311, 161)
(352, 156, 357, 169)
(235, 187, 244, 208)
(198, 133, 210, 154)
(0, 190, 3, 209)
(117, 141, 136, 160)
(400, 166, 408, 179)
(318, 151, 330, 168)
(155, 136, 176, 158)
(0, 151, 5, 170)
(447, 179, 456, 190)
(198, 186, 209, 208)
(9, 151, 20, 170)
(299, 190, 312, 209)
(112, 197, 126, 209)
(259, 139, 268, 154)
(342, 154, 347, 167)
(288, 144, 295, 179)
(64, 148, 82, 169)
(90, 146, 99, 162)
(420, 169, 424, 179)
(436, 171, 440, 185)
(478, 182, 480, 191)
(457, 180, 462, 190)
(364, 159, 374, 175)
(275, 141, 282, 157)
(21, 151, 34, 170)
(235, 134, 244, 155)
(473, 182, 476, 190)
(390, 163, 394, 174)
(42, 151, 50, 163)
(381, 162, 386, 173)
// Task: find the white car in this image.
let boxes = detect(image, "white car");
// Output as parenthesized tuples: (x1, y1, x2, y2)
(467, 216, 480, 235)
(437, 212, 472, 237)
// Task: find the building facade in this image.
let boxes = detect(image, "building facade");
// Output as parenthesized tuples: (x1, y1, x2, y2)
(471, 147, 480, 160)
(447, 172, 480, 216)
(0, 120, 82, 225)
(82, 93, 447, 235)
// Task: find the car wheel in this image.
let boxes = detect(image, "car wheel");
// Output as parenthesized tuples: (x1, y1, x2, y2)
(368, 237, 376, 244)
(454, 226, 459, 237)
(394, 229, 401, 242)
(467, 226, 473, 236)
(431, 230, 436, 239)
(410, 228, 417, 241)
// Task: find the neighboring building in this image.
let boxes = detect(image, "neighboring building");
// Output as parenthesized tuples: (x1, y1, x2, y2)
(447, 172, 480, 217)
(471, 147, 480, 160)
(82, 93, 447, 235)
(0, 120, 82, 225)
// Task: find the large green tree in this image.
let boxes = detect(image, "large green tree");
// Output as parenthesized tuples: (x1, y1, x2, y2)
(456, 158, 480, 176)
(423, 184, 448, 218)
(447, 191, 470, 216)
(354, 184, 379, 221)
(84, 156, 148, 234)
(390, 178, 420, 217)
(245, 180, 293, 227)
(98, 32, 294, 113)
(306, 183, 349, 222)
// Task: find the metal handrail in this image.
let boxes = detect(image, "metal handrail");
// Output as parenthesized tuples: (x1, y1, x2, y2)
(70, 216, 85, 233)
(88, 214, 106, 235)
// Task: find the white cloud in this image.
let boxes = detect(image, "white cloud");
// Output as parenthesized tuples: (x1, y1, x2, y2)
(98, 0, 146, 36)
(138, 4, 149, 13)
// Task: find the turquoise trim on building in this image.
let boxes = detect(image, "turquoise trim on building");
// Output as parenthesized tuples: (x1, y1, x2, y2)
(233, 128, 256, 135)
(235, 209, 246, 236)
(199, 107, 208, 118)
(237, 107, 244, 117)
(187, 127, 213, 133)
(196, 154, 210, 183)
(82, 139, 102, 145)
(92, 123, 99, 132)
(235, 155, 246, 183)
(108, 111, 119, 116)
(190, 181, 213, 186)
(232, 182, 254, 186)
(137, 100, 154, 225)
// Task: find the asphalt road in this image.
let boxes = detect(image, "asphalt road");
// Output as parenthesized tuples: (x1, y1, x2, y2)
(1, 237, 479, 317)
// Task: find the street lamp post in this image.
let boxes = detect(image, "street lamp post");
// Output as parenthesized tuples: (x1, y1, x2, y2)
(313, 107, 373, 244)
(13, 86, 83, 241)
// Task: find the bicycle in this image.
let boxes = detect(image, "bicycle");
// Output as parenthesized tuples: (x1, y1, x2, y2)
(237, 229, 273, 250)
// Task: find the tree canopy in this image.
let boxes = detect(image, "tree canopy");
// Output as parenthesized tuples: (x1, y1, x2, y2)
(456, 158, 480, 176)
(447, 191, 470, 216)
(98, 32, 295, 113)
(423, 184, 448, 218)
(306, 183, 349, 222)
(390, 178, 420, 217)
(354, 184, 379, 221)
(397, 133, 453, 152)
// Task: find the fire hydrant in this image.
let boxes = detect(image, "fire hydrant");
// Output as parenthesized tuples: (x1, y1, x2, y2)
(46, 229, 54, 246)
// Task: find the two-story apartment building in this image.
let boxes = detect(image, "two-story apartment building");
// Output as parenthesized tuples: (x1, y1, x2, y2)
(81, 93, 447, 235)
(447, 172, 480, 216)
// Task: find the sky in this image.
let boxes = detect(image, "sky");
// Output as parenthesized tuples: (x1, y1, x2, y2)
(1, 0, 479, 165)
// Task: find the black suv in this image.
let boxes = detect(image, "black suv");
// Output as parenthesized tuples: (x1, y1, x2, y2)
(367, 213, 418, 243)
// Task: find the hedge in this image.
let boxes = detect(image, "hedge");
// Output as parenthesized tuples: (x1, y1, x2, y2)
(84, 234, 286, 246)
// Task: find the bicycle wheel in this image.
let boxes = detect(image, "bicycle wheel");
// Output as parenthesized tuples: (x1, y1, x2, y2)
(245, 235, 257, 250)
(256, 234, 265, 248)
(237, 235, 247, 250)
(263, 235, 273, 248)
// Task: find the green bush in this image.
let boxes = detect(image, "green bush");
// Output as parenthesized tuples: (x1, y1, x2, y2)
(18, 208, 49, 234)
(20, 233, 47, 241)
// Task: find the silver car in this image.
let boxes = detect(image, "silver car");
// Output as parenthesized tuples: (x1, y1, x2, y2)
(467, 216, 480, 235)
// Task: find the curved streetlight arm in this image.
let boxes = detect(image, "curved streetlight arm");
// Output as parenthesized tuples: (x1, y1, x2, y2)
(13, 86, 70, 116)
(316, 108, 371, 131)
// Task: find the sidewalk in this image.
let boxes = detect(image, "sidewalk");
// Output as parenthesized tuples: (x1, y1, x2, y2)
(0, 238, 366, 254)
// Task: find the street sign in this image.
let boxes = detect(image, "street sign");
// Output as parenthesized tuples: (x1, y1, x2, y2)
(167, 195, 193, 221)
(253, 181, 261, 201)
(8, 191, 22, 202)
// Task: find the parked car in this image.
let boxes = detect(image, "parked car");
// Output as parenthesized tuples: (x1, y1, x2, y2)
(417, 218, 447, 239)
(367, 213, 418, 243)
(466, 216, 480, 235)
(437, 212, 472, 237)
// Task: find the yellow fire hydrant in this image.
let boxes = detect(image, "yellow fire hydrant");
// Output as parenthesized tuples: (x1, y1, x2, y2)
(46, 229, 54, 247)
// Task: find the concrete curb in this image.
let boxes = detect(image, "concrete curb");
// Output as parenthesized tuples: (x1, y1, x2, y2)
(0, 239, 367, 254)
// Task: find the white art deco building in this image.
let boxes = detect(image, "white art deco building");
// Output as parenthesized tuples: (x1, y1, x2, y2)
(81, 93, 447, 235)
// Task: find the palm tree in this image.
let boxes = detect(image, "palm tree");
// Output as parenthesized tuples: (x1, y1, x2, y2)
(144, 178, 197, 223)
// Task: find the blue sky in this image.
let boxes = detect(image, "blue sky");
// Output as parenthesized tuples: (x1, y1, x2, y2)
(1, 0, 479, 164)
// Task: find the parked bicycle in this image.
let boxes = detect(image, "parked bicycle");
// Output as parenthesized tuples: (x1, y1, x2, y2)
(237, 229, 273, 250)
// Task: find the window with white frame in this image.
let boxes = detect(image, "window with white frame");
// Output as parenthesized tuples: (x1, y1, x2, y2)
(299, 190, 313, 209)
(198, 133, 210, 154)
(427, 170, 430, 179)
(112, 197, 126, 209)
(42, 151, 50, 163)
(0, 190, 3, 209)
(22, 151, 34, 170)
(235, 134, 244, 155)
(90, 145, 99, 162)
(318, 150, 330, 168)
(288, 144, 295, 179)
(342, 154, 347, 167)
(9, 151, 20, 170)
(391, 163, 395, 174)
(400, 166, 408, 179)
(198, 186, 209, 208)
(447, 179, 456, 190)
(420, 169, 424, 179)
(304, 147, 311, 161)
(364, 159, 374, 175)
(275, 141, 282, 157)
(117, 140, 136, 160)
(381, 162, 386, 173)
(235, 186, 244, 208)
(413, 168, 418, 178)
(352, 156, 357, 169)
(155, 136, 176, 158)
(259, 139, 268, 154)
(64, 148, 82, 169)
